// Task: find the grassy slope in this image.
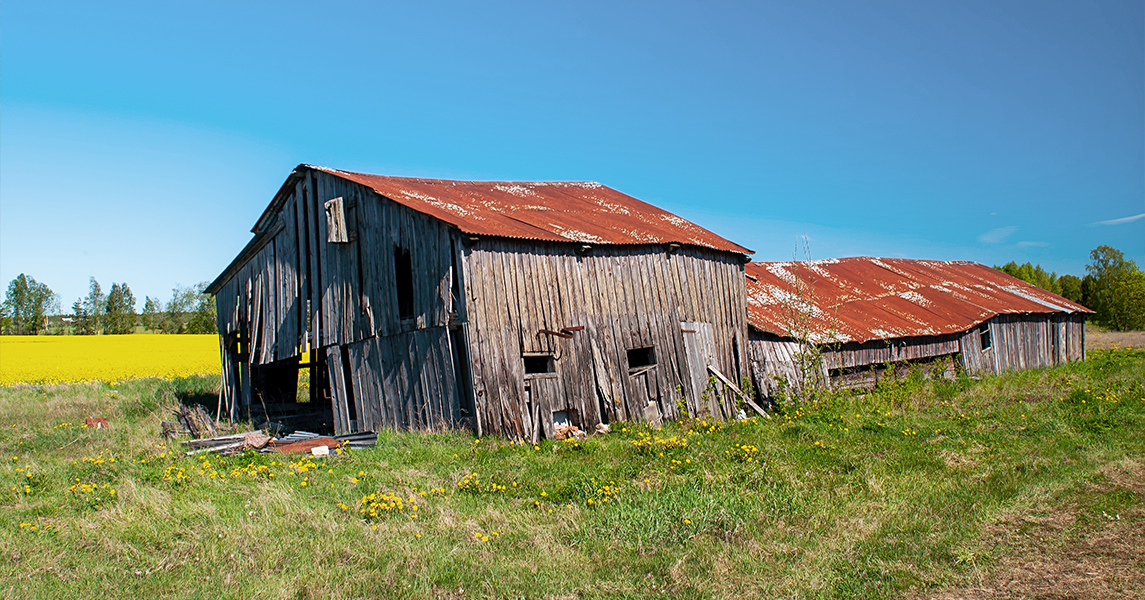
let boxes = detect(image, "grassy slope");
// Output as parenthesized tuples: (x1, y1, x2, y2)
(0, 351, 1142, 599)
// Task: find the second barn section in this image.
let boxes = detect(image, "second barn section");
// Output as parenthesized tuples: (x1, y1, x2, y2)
(742, 257, 1093, 401)
(206, 165, 753, 440)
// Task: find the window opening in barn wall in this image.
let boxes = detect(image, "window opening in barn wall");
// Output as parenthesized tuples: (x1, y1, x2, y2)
(449, 237, 463, 317)
(394, 246, 415, 320)
(627, 346, 656, 372)
(979, 324, 992, 351)
(552, 410, 571, 429)
(523, 353, 556, 376)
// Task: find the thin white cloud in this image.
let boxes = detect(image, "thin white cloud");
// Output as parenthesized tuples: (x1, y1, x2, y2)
(977, 226, 1018, 244)
(1091, 213, 1145, 226)
(1016, 241, 1049, 248)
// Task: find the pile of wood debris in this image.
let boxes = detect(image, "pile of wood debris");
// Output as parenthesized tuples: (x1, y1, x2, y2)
(164, 404, 376, 456)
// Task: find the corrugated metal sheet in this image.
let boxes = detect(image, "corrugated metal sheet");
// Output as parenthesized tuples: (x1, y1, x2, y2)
(309, 165, 752, 255)
(745, 257, 1092, 344)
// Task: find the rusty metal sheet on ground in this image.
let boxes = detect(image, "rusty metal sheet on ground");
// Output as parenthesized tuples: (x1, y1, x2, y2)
(271, 437, 341, 455)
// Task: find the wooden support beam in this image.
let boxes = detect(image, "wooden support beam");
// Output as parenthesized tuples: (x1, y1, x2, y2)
(707, 365, 771, 420)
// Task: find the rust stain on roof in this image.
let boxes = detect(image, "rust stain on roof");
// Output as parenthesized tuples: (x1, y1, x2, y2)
(745, 257, 1092, 344)
(309, 165, 752, 255)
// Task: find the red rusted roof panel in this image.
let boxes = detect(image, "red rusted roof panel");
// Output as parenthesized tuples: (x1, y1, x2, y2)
(313, 166, 752, 255)
(745, 257, 1091, 343)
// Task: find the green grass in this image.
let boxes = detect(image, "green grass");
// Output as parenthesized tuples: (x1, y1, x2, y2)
(1, 351, 1142, 599)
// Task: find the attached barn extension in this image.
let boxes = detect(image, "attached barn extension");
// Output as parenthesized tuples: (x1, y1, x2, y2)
(744, 257, 1092, 399)
(207, 165, 752, 440)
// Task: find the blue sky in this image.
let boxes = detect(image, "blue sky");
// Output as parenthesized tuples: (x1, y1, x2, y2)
(2, 0, 1143, 308)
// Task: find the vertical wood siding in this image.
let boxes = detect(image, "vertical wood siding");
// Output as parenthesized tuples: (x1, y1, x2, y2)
(462, 240, 748, 439)
(213, 170, 460, 431)
(749, 313, 1087, 399)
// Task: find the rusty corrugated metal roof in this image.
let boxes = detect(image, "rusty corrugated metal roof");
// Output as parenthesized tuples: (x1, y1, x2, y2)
(310, 165, 752, 255)
(745, 257, 1092, 344)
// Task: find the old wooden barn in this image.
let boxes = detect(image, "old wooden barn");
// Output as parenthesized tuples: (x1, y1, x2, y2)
(743, 257, 1092, 399)
(207, 165, 753, 440)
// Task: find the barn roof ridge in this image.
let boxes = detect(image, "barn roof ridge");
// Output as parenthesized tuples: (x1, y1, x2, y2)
(309, 165, 604, 187)
(247, 164, 752, 256)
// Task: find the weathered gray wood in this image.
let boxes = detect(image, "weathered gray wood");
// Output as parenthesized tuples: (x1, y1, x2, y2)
(324, 197, 348, 243)
(708, 364, 770, 419)
(680, 321, 718, 418)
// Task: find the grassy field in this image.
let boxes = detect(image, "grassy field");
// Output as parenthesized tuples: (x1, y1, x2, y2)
(0, 351, 1142, 599)
(0, 335, 220, 386)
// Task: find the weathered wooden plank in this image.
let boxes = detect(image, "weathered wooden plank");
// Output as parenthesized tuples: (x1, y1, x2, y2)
(708, 364, 770, 419)
(326, 345, 347, 435)
(293, 182, 310, 353)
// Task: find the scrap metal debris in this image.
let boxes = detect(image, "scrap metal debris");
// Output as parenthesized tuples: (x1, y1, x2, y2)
(183, 431, 266, 455)
(270, 437, 341, 455)
(336, 431, 379, 449)
(163, 408, 377, 456)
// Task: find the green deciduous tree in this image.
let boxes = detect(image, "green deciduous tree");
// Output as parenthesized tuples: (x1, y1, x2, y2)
(162, 282, 215, 334)
(141, 296, 164, 332)
(186, 283, 217, 334)
(1, 274, 59, 335)
(71, 299, 91, 335)
(104, 282, 137, 335)
(1058, 274, 1083, 304)
(994, 261, 1062, 296)
(1085, 245, 1145, 331)
(80, 277, 106, 335)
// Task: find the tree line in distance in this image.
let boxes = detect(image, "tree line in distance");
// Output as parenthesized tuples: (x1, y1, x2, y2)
(1, 276, 216, 336)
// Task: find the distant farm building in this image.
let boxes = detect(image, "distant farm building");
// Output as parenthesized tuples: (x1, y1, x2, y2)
(744, 257, 1092, 399)
(207, 165, 753, 440)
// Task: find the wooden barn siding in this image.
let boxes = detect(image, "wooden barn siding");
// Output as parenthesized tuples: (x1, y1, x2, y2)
(746, 330, 959, 399)
(745, 333, 808, 400)
(821, 335, 962, 371)
(341, 327, 460, 432)
(213, 170, 462, 432)
(214, 275, 242, 417)
(749, 313, 1087, 398)
(302, 171, 454, 349)
(462, 240, 747, 440)
(307, 172, 459, 434)
(957, 327, 990, 374)
(212, 235, 293, 414)
(974, 313, 1086, 375)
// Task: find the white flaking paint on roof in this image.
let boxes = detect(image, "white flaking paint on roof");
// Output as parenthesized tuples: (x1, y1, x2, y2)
(547, 224, 609, 244)
(616, 228, 662, 243)
(420, 198, 476, 218)
(898, 290, 931, 306)
(493, 184, 541, 198)
(766, 264, 798, 287)
(400, 190, 440, 204)
(594, 200, 631, 215)
(807, 263, 833, 278)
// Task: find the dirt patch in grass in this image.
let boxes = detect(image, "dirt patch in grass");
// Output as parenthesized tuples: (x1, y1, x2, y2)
(1087, 330, 1145, 351)
(921, 462, 1145, 600)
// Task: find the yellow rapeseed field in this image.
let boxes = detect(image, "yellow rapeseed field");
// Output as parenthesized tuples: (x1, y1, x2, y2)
(0, 335, 220, 386)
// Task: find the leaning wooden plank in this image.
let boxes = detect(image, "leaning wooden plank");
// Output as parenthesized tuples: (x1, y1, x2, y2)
(181, 431, 257, 446)
(185, 441, 246, 456)
(707, 364, 772, 419)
